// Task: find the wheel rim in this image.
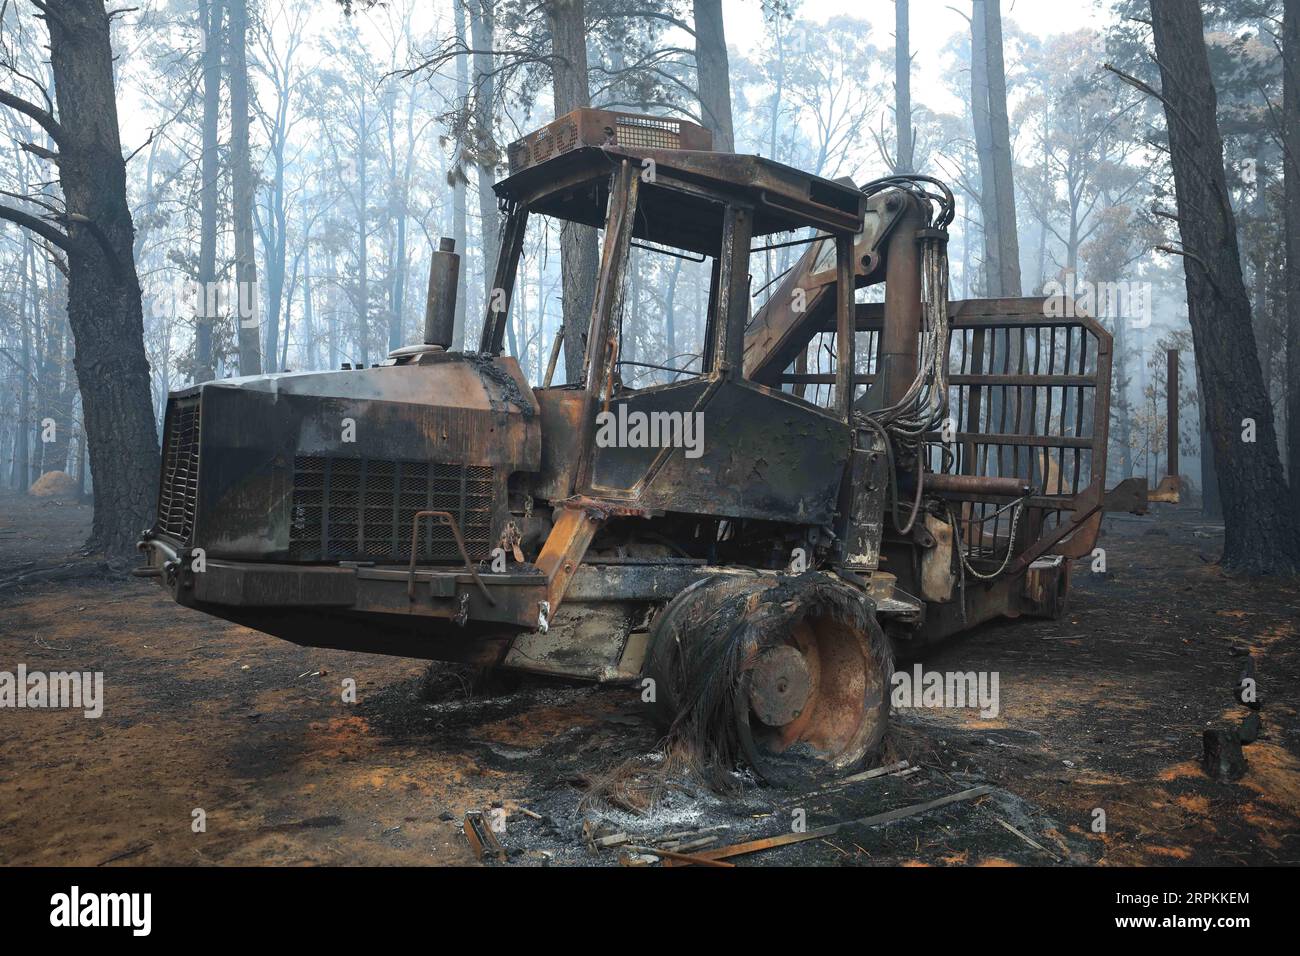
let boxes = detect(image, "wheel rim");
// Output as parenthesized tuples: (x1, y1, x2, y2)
(736, 602, 889, 783)
(644, 571, 891, 787)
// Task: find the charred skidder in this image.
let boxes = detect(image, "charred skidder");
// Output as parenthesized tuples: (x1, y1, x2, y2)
(140, 110, 1168, 785)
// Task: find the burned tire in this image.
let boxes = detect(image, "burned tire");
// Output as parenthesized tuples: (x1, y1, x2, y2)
(642, 570, 763, 729)
(643, 570, 892, 787)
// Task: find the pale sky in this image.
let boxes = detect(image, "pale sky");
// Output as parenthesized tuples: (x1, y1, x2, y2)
(724, 0, 1111, 115)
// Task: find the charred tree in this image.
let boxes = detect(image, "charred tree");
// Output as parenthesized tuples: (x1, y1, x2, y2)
(987, 0, 1019, 297)
(470, 0, 500, 348)
(196, 0, 222, 383)
(546, 0, 598, 381)
(1200, 398, 1222, 518)
(969, 0, 1021, 297)
(1147, 0, 1300, 573)
(326, 248, 340, 369)
(15, 240, 33, 488)
(969, 3, 999, 294)
(36, 265, 73, 474)
(970, 0, 1025, 475)
(302, 263, 318, 369)
(895, 0, 913, 173)
(0, 0, 159, 556)
(1285, 0, 1299, 515)
(452, 0, 470, 350)
(694, 0, 735, 151)
(355, 97, 372, 367)
(982, 0, 1020, 297)
(228, 0, 261, 375)
(383, 72, 418, 354)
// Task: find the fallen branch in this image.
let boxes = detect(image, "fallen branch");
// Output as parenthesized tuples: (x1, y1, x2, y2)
(666, 785, 995, 866)
(626, 844, 734, 868)
(820, 759, 909, 788)
(994, 816, 1061, 863)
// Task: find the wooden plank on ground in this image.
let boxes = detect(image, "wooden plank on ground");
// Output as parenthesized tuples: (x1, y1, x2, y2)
(665, 785, 995, 866)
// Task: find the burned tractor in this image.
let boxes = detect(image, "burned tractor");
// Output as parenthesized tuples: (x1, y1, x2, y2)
(141, 109, 1157, 783)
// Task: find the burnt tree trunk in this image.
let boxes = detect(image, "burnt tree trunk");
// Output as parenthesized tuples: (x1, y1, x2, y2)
(546, 0, 598, 381)
(302, 263, 318, 369)
(470, 0, 501, 350)
(326, 249, 339, 369)
(970, 3, 999, 295)
(228, 0, 261, 375)
(1112, 308, 1135, 478)
(1285, 0, 1300, 516)
(694, 0, 735, 151)
(196, 0, 221, 383)
(895, 0, 913, 173)
(972, 1, 1025, 474)
(982, 0, 1020, 297)
(352, 96, 371, 367)
(451, 0, 469, 349)
(16, 239, 33, 489)
(1149, 0, 1300, 573)
(43, 0, 159, 554)
(37, 282, 74, 473)
(387, 86, 417, 353)
(1200, 396, 1222, 518)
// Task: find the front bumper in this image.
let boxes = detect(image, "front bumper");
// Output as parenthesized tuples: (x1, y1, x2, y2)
(138, 531, 546, 629)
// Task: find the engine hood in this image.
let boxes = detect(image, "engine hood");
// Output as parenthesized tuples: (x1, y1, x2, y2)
(156, 353, 539, 562)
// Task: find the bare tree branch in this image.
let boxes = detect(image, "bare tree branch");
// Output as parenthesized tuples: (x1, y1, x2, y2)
(0, 201, 70, 249)
(0, 88, 65, 144)
(19, 140, 57, 162)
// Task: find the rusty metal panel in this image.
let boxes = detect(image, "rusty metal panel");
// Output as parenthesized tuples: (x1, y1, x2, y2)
(582, 377, 849, 525)
(836, 426, 889, 569)
(1021, 556, 1070, 618)
(501, 603, 638, 681)
(191, 561, 358, 606)
(528, 388, 588, 502)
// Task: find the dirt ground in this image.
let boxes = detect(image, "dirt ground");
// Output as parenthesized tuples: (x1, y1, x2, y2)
(1, 489, 1297, 867)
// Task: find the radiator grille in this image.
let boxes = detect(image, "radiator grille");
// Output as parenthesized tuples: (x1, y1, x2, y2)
(288, 456, 494, 563)
(156, 399, 201, 542)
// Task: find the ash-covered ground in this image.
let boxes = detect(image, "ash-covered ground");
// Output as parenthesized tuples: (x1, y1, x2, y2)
(1, 490, 1296, 866)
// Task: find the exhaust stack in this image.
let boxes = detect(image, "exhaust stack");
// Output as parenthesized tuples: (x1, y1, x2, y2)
(424, 237, 460, 349)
